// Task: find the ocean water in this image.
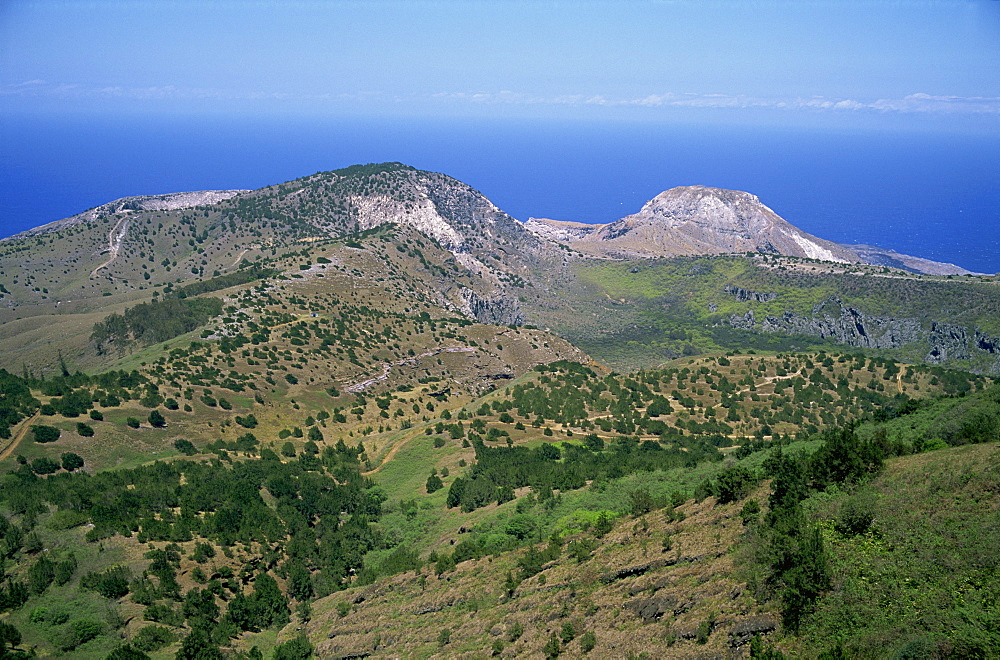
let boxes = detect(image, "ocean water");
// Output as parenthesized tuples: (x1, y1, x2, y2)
(2, 113, 998, 273)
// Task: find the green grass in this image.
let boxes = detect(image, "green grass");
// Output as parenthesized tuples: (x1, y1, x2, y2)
(794, 443, 1000, 658)
(3, 511, 132, 658)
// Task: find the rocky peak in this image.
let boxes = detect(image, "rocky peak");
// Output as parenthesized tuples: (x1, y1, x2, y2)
(635, 186, 767, 230)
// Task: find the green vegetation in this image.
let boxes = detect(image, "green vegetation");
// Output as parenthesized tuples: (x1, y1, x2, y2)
(91, 296, 225, 352)
(0, 166, 997, 657)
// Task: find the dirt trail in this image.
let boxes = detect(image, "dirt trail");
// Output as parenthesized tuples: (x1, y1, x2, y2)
(0, 411, 41, 462)
(230, 248, 251, 269)
(90, 215, 130, 277)
(345, 346, 476, 393)
(362, 436, 410, 476)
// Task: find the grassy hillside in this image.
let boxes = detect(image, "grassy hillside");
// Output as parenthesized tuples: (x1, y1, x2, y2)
(524, 254, 1000, 372)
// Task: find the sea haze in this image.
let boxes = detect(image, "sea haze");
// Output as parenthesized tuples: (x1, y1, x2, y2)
(2, 113, 998, 273)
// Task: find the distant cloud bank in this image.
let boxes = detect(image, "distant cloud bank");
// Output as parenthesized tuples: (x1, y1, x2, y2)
(4, 79, 999, 117)
(435, 90, 1000, 115)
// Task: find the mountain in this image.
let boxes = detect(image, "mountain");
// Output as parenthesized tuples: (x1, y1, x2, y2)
(1, 164, 998, 379)
(525, 185, 973, 276)
(0, 163, 998, 659)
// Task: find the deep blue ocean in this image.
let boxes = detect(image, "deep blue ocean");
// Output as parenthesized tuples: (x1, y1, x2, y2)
(2, 113, 998, 273)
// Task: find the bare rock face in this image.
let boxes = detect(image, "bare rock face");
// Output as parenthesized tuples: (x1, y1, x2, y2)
(459, 289, 524, 326)
(756, 297, 923, 349)
(523, 217, 598, 242)
(526, 186, 860, 263)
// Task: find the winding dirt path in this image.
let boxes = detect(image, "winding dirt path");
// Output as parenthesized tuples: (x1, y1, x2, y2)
(90, 215, 130, 277)
(345, 346, 476, 393)
(362, 435, 411, 476)
(0, 411, 41, 462)
(230, 248, 252, 269)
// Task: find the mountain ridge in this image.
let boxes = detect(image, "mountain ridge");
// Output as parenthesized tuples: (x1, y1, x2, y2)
(1, 162, 996, 378)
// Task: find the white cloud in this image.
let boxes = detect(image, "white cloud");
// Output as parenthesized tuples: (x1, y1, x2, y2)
(3, 79, 999, 117)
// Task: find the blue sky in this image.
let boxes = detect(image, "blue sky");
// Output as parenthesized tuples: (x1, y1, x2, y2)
(2, 0, 998, 128)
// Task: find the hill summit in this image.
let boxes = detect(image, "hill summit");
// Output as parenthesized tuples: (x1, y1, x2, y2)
(527, 185, 860, 262)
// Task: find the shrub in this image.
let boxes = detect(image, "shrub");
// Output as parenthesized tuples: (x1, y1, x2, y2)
(426, 474, 444, 493)
(147, 410, 166, 428)
(173, 439, 197, 455)
(31, 425, 60, 443)
(61, 452, 84, 471)
(81, 566, 132, 599)
(132, 624, 175, 652)
(836, 490, 877, 536)
(580, 630, 596, 653)
(76, 422, 94, 437)
(740, 499, 761, 526)
(273, 634, 313, 660)
(30, 457, 60, 474)
(714, 465, 757, 504)
(543, 634, 561, 658)
(57, 619, 102, 651)
(126, 417, 141, 429)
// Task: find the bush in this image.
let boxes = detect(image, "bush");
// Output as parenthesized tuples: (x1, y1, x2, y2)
(31, 425, 61, 443)
(147, 409, 166, 428)
(30, 457, 60, 474)
(173, 439, 197, 455)
(106, 644, 152, 660)
(740, 499, 761, 526)
(273, 634, 313, 660)
(126, 417, 141, 429)
(132, 624, 175, 652)
(57, 619, 102, 651)
(836, 490, 877, 536)
(580, 630, 596, 653)
(81, 566, 132, 599)
(714, 464, 757, 504)
(76, 422, 95, 437)
(426, 474, 444, 494)
(543, 634, 561, 658)
(61, 452, 85, 471)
